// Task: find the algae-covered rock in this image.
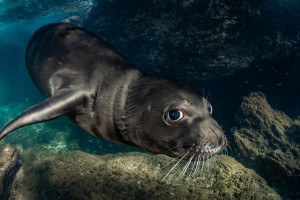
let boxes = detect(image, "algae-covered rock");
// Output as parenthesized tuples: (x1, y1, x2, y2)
(0, 144, 20, 200)
(10, 151, 280, 200)
(232, 92, 300, 199)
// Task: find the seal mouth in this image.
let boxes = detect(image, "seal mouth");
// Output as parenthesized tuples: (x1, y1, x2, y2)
(172, 142, 226, 163)
(162, 138, 227, 184)
(169, 133, 228, 160)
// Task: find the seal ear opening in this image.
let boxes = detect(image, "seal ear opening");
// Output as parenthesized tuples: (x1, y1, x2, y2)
(0, 90, 87, 140)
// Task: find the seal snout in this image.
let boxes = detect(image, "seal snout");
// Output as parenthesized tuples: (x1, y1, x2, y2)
(179, 118, 227, 160)
(201, 118, 226, 153)
(207, 125, 226, 149)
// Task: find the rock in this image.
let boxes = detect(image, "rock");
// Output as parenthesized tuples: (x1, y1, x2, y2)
(232, 92, 300, 199)
(81, 0, 300, 81)
(82, 0, 259, 81)
(0, 144, 20, 200)
(10, 151, 280, 200)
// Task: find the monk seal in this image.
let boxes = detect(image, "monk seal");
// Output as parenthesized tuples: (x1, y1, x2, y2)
(0, 23, 226, 162)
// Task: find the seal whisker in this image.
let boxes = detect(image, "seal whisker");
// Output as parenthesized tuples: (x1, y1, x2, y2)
(191, 153, 202, 178)
(161, 151, 187, 169)
(161, 151, 189, 182)
(191, 156, 199, 179)
(196, 155, 203, 177)
(207, 153, 213, 171)
(173, 153, 195, 185)
(201, 155, 205, 174)
(206, 154, 210, 171)
(226, 144, 232, 154)
(184, 152, 199, 182)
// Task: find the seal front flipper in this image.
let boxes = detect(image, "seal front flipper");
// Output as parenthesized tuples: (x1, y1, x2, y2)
(0, 89, 88, 139)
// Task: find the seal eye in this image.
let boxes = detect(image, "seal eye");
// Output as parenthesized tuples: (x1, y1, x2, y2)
(208, 105, 213, 115)
(168, 109, 184, 121)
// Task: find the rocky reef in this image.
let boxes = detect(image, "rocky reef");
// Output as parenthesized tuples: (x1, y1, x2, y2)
(0, 144, 20, 200)
(8, 151, 280, 200)
(232, 92, 300, 199)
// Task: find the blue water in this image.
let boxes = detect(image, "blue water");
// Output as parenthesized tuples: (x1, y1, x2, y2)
(0, 14, 67, 102)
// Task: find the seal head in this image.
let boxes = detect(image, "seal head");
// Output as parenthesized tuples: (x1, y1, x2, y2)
(116, 76, 226, 159)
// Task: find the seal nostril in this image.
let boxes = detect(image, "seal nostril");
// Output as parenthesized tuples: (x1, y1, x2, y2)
(218, 137, 224, 145)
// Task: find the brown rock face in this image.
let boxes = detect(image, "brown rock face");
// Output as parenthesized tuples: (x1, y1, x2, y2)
(0, 144, 20, 200)
(232, 92, 300, 199)
(10, 151, 280, 200)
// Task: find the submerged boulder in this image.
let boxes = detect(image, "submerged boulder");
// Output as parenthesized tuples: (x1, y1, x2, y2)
(10, 151, 280, 200)
(232, 92, 300, 199)
(0, 144, 20, 200)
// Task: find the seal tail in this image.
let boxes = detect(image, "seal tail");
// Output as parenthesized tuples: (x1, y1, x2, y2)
(0, 90, 86, 140)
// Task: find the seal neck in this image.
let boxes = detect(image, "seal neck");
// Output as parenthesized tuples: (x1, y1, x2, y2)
(113, 69, 143, 146)
(117, 75, 163, 147)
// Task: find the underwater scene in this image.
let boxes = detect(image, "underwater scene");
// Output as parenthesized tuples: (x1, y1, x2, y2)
(0, 0, 299, 199)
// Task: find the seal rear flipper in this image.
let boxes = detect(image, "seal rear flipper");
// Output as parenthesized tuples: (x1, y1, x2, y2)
(0, 90, 88, 139)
